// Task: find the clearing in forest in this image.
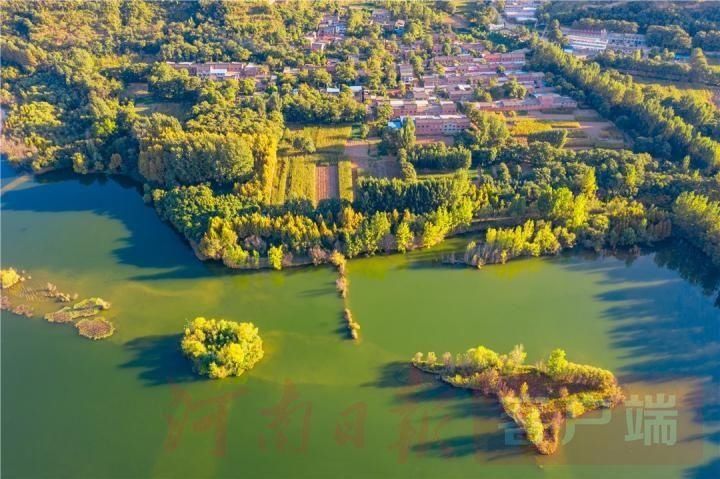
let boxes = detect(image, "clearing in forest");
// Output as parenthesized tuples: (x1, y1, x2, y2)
(121, 82, 189, 120)
(274, 125, 353, 205)
(508, 109, 628, 149)
(345, 139, 401, 180)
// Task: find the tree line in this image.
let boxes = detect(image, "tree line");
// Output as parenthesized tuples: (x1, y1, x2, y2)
(529, 41, 720, 171)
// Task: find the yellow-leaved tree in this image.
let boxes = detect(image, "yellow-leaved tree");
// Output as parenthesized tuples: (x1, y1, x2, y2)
(181, 317, 264, 379)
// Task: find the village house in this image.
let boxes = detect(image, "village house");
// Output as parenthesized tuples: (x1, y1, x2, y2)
(397, 63, 416, 85)
(167, 62, 269, 82)
(371, 8, 391, 25)
(423, 72, 494, 88)
(561, 28, 647, 57)
(446, 63, 497, 74)
(326, 85, 364, 101)
(505, 71, 544, 83)
(481, 50, 527, 66)
(562, 28, 609, 57)
(409, 84, 476, 102)
(318, 14, 346, 37)
(607, 32, 647, 55)
(457, 42, 486, 55)
(446, 85, 475, 102)
(398, 40, 444, 59)
(309, 40, 329, 52)
(470, 93, 577, 112)
(432, 54, 480, 66)
(411, 114, 471, 136)
(431, 50, 527, 71)
(411, 87, 430, 100)
(503, 0, 541, 24)
(376, 98, 457, 117)
(412, 72, 545, 102)
(422, 67, 543, 91)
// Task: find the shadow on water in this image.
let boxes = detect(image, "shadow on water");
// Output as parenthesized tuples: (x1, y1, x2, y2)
(120, 334, 199, 387)
(0, 166, 220, 280)
(371, 243, 720, 468)
(2, 166, 341, 283)
(366, 361, 528, 460)
(560, 241, 720, 478)
(363, 361, 422, 389)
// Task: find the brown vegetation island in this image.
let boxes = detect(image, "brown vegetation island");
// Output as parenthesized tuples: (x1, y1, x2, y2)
(45, 297, 111, 323)
(2, 267, 115, 340)
(76, 317, 115, 340)
(412, 345, 624, 455)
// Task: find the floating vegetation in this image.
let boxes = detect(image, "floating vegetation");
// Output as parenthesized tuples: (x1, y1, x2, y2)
(1, 267, 115, 340)
(1, 296, 34, 318)
(18, 283, 42, 301)
(330, 252, 361, 340)
(75, 317, 115, 340)
(44, 309, 74, 323)
(412, 345, 624, 455)
(343, 308, 360, 340)
(329, 250, 346, 275)
(44, 282, 78, 302)
(74, 297, 111, 311)
(12, 304, 34, 317)
(1, 268, 25, 289)
(44, 297, 111, 323)
(335, 275, 348, 298)
(1, 283, 33, 317)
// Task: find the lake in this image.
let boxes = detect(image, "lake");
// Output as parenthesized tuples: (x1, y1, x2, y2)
(2, 162, 719, 478)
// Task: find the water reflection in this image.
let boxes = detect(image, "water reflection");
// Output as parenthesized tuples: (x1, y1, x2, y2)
(1, 165, 210, 279)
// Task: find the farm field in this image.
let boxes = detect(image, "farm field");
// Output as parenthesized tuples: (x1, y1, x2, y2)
(509, 109, 628, 149)
(316, 164, 338, 201)
(633, 76, 717, 97)
(345, 139, 401, 180)
(338, 160, 354, 201)
(273, 125, 353, 204)
(287, 155, 316, 203)
(121, 82, 189, 120)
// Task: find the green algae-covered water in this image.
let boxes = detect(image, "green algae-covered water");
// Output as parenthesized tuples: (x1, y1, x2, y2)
(2, 163, 719, 478)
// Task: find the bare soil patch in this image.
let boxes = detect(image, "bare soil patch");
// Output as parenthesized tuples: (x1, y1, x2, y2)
(316, 164, 339, 200)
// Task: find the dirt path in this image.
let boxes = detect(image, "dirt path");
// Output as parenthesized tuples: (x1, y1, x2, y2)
(316, 164, 339, 201)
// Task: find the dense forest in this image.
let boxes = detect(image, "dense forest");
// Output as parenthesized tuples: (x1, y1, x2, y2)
(595, 48, 720, 87)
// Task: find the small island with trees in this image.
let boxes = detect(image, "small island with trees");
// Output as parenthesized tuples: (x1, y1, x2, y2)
(412, 345, 624, 455)
(181, 317, 264, 379)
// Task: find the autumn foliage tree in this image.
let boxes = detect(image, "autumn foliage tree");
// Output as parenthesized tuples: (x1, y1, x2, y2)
(181, 317, 264, 379)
